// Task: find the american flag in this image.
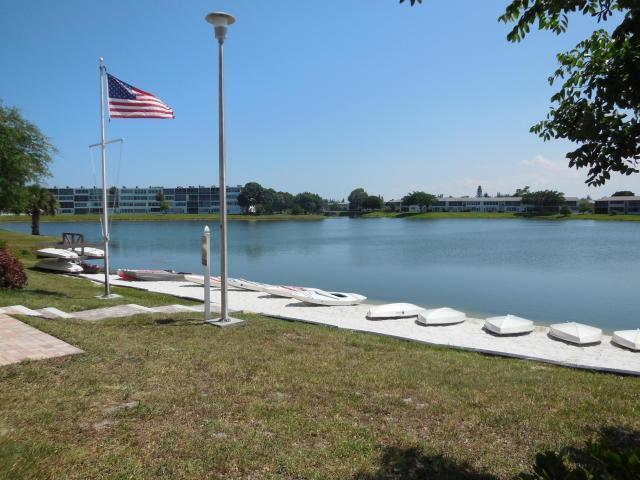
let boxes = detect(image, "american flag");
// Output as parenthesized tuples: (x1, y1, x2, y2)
(107, 73, 174, 119)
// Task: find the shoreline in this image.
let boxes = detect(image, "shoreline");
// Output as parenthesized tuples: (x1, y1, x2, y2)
(2, 211, 640, 223)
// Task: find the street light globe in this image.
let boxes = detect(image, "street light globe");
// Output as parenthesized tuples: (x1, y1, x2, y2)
(205, 12, 236, 42)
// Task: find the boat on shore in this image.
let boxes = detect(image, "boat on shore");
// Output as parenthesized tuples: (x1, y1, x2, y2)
(484, 314, 534, 335)
(612, 330, 640, 351)
(366, 303, 426, 319)
(549, 322, 602, 345)
(36, 248, 79, 260)
(417, 307, 466, 326)
(35, 258, 83, 273)
(69, 246, 105, 259)
(118, 269, 188, 282)
(291, 289, 366, 306)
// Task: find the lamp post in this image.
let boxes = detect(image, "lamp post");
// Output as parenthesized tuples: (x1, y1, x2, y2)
(205, 11, 243, 327)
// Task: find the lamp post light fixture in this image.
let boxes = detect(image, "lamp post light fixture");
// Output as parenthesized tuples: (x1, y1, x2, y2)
(205, 11, 243, 328)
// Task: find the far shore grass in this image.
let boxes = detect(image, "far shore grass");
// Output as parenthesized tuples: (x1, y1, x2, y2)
(1, 229, 640, 478)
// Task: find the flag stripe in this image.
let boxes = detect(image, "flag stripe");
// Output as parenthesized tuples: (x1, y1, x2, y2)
(107, 73, 174, 119)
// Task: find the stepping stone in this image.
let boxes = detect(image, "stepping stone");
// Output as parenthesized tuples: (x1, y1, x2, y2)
(73, 304, 155, 321)
(150, 304, 198, 314)
(34, 307, 75, 319)
(1, 305, 43, 317)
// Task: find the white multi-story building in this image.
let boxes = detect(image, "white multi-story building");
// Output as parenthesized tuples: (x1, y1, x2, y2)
(48, 185, 243, 215)
(385, 196, 580, 213)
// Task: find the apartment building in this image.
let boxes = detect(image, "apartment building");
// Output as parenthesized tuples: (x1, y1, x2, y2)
(49, 186, 243, 215)
(594, 196, 640, 215)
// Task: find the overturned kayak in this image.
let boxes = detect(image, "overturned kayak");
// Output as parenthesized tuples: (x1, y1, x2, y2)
(262, 285, 311, 298)
(291, 289, 366, 306)
(367, 303, 426, 319)
(35, 258, 83, 274)
(118, 269, 187, 282)
(36, 248, 79, 260)
(612, 329, 640, 351)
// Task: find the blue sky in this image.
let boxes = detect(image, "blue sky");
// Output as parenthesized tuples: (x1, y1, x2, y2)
(1, 0, 638, 200)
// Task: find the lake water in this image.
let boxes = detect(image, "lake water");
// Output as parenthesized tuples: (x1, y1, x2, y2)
(3, 218, 639, 331)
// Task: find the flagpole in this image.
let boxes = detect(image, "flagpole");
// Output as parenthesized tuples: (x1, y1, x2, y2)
(99, 57, 112, 298)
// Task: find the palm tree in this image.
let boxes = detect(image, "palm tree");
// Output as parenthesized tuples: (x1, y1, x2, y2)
(25, 185, 57, 235)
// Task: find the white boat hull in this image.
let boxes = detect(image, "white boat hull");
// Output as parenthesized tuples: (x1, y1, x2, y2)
(291, 289, 366, 306)
(35, 258, 83, 273)
(549, 322, 602, 345)
(484, 314, 534, 335)
(118, 269, 186, 282)
(70, 246, 105, 259)
(367, 303, 426, 319)
(36, 248, 79, 260)
(417, 307, 466, 326)
(612, 330, 640, 351)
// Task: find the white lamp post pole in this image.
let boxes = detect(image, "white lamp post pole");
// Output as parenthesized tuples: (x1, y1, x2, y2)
(205, 11, 243, 327)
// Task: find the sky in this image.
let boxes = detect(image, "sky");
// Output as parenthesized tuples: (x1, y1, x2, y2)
(1, 0, 638, 200)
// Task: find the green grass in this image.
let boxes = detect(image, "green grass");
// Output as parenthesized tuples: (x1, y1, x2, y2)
(1, 230, 640, 479)
(0, 213, 325, 223)
(361, 211, 640, 221)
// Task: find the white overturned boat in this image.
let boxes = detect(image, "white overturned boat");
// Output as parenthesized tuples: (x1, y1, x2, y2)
(484, 314, 534, 335)
(549, 322, 602, 345)
(367, 303, 426, 320)
(184, 274, 249, 290)
(35, 258, 83, 274)
(417, 307, 466, 326)
(118, 269, 187, 282)
(262, 285, 311, 298)
(69, 246, 104, 259)
(612, 329, 640, 351)
(36, 248, 79, 260)
(291, 289, 366, 306)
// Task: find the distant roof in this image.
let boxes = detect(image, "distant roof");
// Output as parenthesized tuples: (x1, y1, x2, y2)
(597, 196, 640, 201)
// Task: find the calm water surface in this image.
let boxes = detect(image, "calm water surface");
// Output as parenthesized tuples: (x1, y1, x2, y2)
(3, 218, 639, 330)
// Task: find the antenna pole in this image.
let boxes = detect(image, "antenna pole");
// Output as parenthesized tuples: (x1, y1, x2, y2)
(99, 57, 112, 297)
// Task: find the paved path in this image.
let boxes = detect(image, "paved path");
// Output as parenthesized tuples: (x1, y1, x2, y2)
(0, 313, 83, 366)
(81, 274, 640, 376)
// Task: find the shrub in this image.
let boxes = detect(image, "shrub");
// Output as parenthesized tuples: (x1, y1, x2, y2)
(0, 247, 28, 289)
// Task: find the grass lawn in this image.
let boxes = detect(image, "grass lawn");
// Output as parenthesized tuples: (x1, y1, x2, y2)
(1, 230, 639, 479)
(0, 213, 326, 223)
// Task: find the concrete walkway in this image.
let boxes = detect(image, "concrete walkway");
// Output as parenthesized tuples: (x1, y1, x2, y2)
(0, 313, 83, 366)
(80, 274, 640, 376)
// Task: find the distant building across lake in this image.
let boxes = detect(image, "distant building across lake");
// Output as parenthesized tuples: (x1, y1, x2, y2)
(48, 186, 243, 215)
(594, 196, 640, 215)
(386, 196, 581, 214)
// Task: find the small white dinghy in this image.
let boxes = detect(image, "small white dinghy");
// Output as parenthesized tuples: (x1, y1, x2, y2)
(549, 322, 602, 345)
(36, 248, 79, 260)
(367, 303, 426, 320)
(184, 275, 248, 290)
(262, 285, 310, 298)
(70, 246, 105, 259)
(291, 289, 366, 306)
(35, 258, 83, 273)
(484, 314, 534, 335)
(118, 269, 187, 282)
(417, 307, 466, 326)
(612, 329, 640, 351)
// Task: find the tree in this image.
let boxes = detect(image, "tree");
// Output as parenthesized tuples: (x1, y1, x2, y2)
(402, 191, 437, 211)
(579, 198, 594, 212)
(362, 195, 384, 210)
(0, 102, 56, 213)
(237, 182, 264, 214)
(293, 192, 325, 214)
(521, 190, 565, 214)
(612, 190, 635, 196)
(348, 188, 369, 211)
(498, 1, 640, 186)
(514, 186, 531, 197)
(24, 185, 57, 235)
(476, 185, 483, 198)
(155, 191, 170, 214)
